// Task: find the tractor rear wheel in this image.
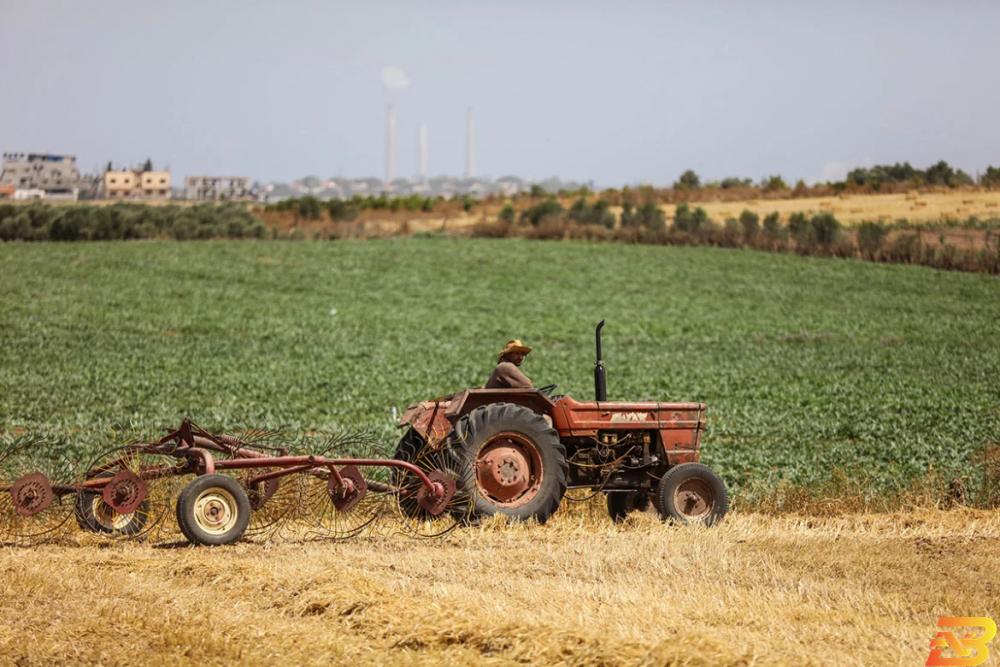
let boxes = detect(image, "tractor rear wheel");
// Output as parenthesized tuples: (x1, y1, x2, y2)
(175, 474, 251, 546)
(655, 463, 728, 526)
(605, 491, 654, 522)
(453, 403, 566, 523)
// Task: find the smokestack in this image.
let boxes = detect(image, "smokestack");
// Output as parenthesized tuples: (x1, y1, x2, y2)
(464, 107, 475, 179)
(385, 103, 396, 186)
(418, 124, 428, 183)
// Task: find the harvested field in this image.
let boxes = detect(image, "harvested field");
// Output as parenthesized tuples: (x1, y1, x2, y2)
(622, 190, 1000, 227)
(1, 508, 996, 665)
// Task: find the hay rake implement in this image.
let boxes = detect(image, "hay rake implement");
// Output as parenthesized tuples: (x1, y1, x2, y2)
(0, 420, 469, 546)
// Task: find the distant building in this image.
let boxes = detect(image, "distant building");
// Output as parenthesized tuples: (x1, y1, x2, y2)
(185, 176, 254, 201)
(102, 169, 171, 199)
(104, 170, 137, 198)
(0, 183, 14, 199)
(0, 153, 80, 199)
(13, 189, 46, 200)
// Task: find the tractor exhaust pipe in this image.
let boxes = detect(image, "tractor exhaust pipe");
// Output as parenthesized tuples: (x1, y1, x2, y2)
(594, 320, 607, 401)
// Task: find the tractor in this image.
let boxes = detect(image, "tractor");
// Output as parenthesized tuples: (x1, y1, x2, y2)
(396, 321, 729, 525)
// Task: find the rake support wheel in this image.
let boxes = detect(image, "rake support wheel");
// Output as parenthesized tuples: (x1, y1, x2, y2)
(176, 474, 251, 546)
(76, 445, 185, 541)
(75, 471, 151, 537)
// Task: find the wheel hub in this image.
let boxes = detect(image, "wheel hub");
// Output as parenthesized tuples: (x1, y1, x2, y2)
(193, 490, 238, 535)
(475, 433, 543, 507)
(102, 469, 147, 515)
(674, 479, 713, 519)
(10, 473, 54, 517)
(328, 465, 368, 513)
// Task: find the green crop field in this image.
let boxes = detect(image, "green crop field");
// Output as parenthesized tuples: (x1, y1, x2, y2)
(1, 239, 998, 501)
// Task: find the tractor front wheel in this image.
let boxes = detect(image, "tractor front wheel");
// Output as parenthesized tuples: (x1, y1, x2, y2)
(175, 474, 251, 546)
(655, 463, 728, 526)
(454, 403, 567, 523)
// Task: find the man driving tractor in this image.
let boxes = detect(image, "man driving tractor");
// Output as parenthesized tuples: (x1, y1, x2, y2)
(485, 339, 533, 389)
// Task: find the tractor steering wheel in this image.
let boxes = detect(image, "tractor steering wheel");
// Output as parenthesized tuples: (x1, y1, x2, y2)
(537, 384, 559, 397)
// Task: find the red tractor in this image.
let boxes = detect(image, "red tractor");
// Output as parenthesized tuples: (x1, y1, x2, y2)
(396, 321, 728, 525)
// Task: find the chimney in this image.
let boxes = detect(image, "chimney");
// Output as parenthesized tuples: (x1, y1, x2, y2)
(464, 107, 475, 179)
(385, 103, 396, 187)
(418, 124, 428, 183)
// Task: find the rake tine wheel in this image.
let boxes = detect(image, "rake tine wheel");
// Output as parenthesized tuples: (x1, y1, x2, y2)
(0, 436, 77, 545)
(238, 467, 305, 540)
(216, 430, 305, 541)
(391, 437, 475, 539)
(298, 466, 386, 541)
(298, 430, 389, 541)
(75, 444, 188, 542)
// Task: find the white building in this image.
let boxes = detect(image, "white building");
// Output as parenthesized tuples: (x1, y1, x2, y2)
(185, 176, 255, 201)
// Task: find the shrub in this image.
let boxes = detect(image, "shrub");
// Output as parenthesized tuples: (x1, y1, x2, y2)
(761, 175, 788, 192)
(520, 198, 563, 226)
(498, 203, 516, 224)
(739, 209, 759, 244)
(674, 170, 701, 190)
(981, 166, 1000, 188)
(810, 213, 841, 246)
(620, 202, 634, 227)
(592, 199, 616, 229)
(847, 162, 921, 188)
(568, 198, 588, 224)
(327, 199, 359, 222)
(720, 177, 751, 189)
(636, 202, 665, 231)
(722, 219, 742, 246)
(0, 203, 263, 242)
(672, 202, 710, 235)
(856, 221, 889, 259)
(788, 212, 812, 247)
(925, 160, 973, 187)
(621, 202, 664, 231)
(567, 198, 616, 228)
(762, 212, 786, 245)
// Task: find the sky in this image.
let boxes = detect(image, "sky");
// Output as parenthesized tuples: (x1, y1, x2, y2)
(2, 1, 999, 187)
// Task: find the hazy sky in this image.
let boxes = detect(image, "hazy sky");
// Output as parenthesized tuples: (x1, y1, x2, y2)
(2, 1, 998, 186)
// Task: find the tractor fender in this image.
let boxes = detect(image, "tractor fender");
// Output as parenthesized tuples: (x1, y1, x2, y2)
(398, 388, 557, 448)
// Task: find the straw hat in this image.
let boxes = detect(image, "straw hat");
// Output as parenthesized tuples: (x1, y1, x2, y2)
(497, 339, 532, 363)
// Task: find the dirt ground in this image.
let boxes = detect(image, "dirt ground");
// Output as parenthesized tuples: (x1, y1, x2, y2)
(1, 507, 997, 666)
